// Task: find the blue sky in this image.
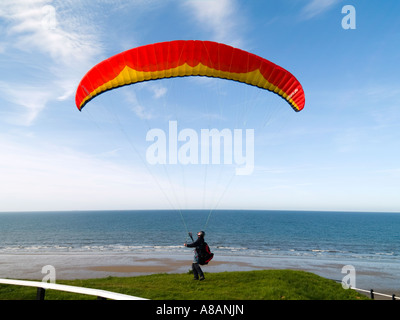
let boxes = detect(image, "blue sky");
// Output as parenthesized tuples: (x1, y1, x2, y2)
(0, 0, 399, 212)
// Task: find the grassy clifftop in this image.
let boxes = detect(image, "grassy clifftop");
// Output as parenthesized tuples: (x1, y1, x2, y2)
(0, 269, 367, 300)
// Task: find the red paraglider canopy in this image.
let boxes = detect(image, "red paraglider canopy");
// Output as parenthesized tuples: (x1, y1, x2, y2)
(75, 40, 305, 112)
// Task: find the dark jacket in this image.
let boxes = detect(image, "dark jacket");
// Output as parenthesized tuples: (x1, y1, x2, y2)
(186, 236, 204, 250)
(186, 236, 205, 263)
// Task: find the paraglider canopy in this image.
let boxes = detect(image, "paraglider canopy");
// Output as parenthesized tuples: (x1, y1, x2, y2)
(75, 40, 305, 112)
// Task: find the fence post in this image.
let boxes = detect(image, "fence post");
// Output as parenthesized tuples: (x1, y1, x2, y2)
(392, 294, 396, 300)
(370, 289, 374, 300)
(36, 287, 46, 300)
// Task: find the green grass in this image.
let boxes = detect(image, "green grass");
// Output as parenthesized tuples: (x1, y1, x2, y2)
(0, 269, 368, 300)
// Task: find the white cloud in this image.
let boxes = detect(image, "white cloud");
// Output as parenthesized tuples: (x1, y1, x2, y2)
(301, 0, 342, 19)
(182, 0, 244, 47)
(122, 91, 154, 120)
(149, 85, 168, 99)
(0, 0, 102, 125)
(0, 82, 52, 126)
(121, 82, 168, 120)
(132, 105, 153, 120)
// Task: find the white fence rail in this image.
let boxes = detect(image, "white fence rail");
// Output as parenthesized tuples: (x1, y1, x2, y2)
(351, 287, 399, 300)
(0, 278, 148, 300)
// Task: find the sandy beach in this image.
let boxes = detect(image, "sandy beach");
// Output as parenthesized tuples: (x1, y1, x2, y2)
(86, 257, 253, 274)
(0, 252, 262, 280)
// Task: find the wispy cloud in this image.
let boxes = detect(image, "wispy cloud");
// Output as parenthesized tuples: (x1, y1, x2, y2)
(149, 84, 167, 99)
(131, 104, 154, 120)
(0, 0, 102, 125)
(301, 0, 342, 20)
(119, 90, 151, 120)
(0, 82, 52, 126)
(182, 0, 245, 47)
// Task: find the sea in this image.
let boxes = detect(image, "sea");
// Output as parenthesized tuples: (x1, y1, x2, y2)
(0, 210, 399, 295)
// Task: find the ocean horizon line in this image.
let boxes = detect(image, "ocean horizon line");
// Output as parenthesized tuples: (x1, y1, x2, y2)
(1, 208, 399, 214)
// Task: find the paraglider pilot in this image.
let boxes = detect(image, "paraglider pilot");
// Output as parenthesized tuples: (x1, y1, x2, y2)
(184, 231, 206, 281)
